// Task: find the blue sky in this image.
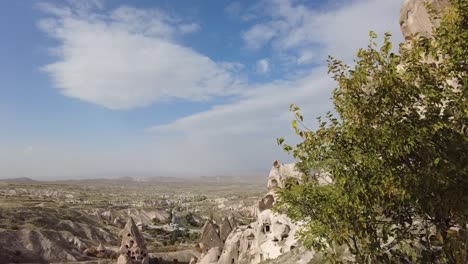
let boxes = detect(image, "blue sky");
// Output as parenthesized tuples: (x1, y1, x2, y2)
(0, 0, 403, 179)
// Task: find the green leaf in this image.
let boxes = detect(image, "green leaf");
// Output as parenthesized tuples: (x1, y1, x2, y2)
(277, 137, 285, 145)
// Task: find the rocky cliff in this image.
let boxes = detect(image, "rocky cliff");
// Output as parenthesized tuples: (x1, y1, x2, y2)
(196, 161, 331, 264)
(400, 0, 451, 40)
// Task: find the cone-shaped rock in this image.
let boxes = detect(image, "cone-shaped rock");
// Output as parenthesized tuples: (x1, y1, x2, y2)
(219, 218, 232, 243)
(117, 217, 149, 264)
(97, 243, 105, 252)
(199, 220, 223, 253)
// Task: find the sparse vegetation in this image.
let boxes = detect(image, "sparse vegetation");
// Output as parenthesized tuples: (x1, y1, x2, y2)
(0, 176, 264, 262)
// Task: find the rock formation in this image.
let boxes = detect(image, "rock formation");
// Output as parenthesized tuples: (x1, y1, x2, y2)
(136, 220, 147, 231)
(0, 206, 118, 263)
(117, 218, 150, 264)
(227, 215, 237, 230)
(97, 243, 106, 252)
(197, 161, 332, 264)
(199, 220, 224, 254)
(219, 218, 233, 244)
(198, 247, 222, 264)
(114, 217, 126, 228)
(400, 0, 451, 40)
(189, 256, 199, 264)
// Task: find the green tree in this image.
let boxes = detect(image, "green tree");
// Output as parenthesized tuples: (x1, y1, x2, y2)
(277, 1, 467, 263)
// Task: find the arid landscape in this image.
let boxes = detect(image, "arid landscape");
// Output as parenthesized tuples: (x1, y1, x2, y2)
(0, 175, 266, 263)
(1, 0, 466, 263)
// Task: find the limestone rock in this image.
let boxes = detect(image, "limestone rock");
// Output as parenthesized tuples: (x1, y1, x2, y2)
(197, 160, 332, 264)
(218, 231, 242, 264)
(97, 243, 105, 252)
(114, 217, 126, 228)
(227, 214, 237, 230)
(219, 218, 233, 244)
(267, 160, 303, 190)
(117, 218, 149, 264)
(400, 0, 451, 40)
(199, 220, 223, 253)
(189, 256, 199, 264)
(136, 221, 147, 231)
(198, 247, 221, 264)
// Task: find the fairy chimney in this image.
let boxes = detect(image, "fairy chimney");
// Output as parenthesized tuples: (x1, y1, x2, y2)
(199, 220, 223, 253)
(117, 218, 150, 264)
(219, 218, 233, 244)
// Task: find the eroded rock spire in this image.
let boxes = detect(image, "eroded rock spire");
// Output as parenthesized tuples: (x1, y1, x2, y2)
(117, 218, 149, 264)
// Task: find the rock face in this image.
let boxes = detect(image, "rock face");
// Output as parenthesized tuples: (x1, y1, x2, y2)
(199, 220, 224, 254)
(117, 218, 150, 264)
(267, 160, 303, 190)
(0, 207, 118, 263)
(400, 0, 451, 40)
(197, 161, 332, 264)
(198, 247, 222, 264)
(219, 218, 233, 244)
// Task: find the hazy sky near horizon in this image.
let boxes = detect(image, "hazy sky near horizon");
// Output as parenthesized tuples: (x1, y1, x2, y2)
(0, 0, 403, 179)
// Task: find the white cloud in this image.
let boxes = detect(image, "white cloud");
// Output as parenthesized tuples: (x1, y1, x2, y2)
(297, 50, 316, 65)
(38, 3, 242, 110)
(256, 59, 270, 74)
(143, 0, 405, 176)
(4, 0, 406, 179)
(147, 67, 335, 175)
(242, 0, 403, 65)
(67, 0, 104, 11)
(242, 22, 281, 50)
(178, 23, 201, 34)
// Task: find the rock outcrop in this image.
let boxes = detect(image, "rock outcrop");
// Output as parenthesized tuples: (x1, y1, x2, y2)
(400, 0, 451, 40)
(97, 243, 106, 252)
(199, 220, 224, 254)
(0, 206, 118, 263)
(219, 218, 233, 244)
(117, 218, 150, 264)
(197, 161, 332, 264)
(198, 247, 222, 264)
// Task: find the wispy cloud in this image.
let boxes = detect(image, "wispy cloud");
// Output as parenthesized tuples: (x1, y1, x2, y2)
(21, 0, 405, 178)
(38, 3, 243, 110)
(147, 67, 335, 175)
(256, 59, 270, 74)
(145, 0, 404, 175)
(242, 0, 403, 65)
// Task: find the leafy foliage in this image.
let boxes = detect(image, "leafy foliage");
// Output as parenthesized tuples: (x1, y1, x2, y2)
(277, 1, 467, 263)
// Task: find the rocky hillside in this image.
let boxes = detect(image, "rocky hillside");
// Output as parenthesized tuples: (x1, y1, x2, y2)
(0, 206, 119, 263)
(195, 161, 332, 264)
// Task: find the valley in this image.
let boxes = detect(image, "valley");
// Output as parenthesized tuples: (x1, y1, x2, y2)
(0, 176, 266, 263)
